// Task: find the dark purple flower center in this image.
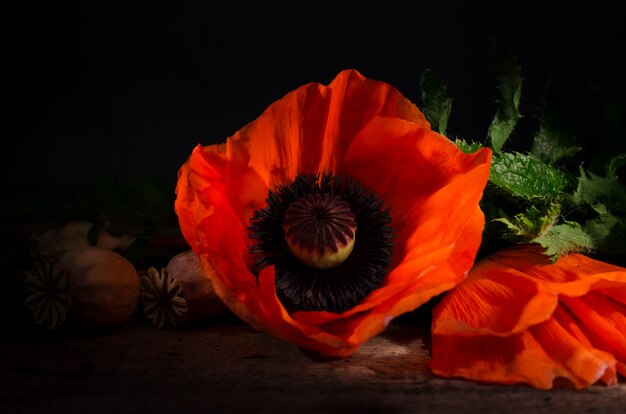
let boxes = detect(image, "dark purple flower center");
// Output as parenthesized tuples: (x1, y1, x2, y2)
(249, 174, 393, 313)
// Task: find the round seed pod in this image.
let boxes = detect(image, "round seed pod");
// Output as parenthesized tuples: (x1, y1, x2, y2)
(167, 250, 226, 319)
(24, 246, 141, 330)
(140, 250, 226, 329)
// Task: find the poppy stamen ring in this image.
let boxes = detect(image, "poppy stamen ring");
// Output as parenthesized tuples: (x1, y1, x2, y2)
(249, 173, 393, 313)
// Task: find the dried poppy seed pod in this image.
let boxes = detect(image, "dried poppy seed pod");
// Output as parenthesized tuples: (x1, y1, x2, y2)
(24, 246, 141, 330)
(140, 250, 226, 330)
(167, 250, 226, 318)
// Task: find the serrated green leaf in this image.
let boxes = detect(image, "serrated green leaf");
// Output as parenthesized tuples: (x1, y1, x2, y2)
(455, 139, 483, 154)
(487, 41, 523, 153)
(489, 152, 571, 200)
(420, 69, 452, 135)
(531, 78, 581, 163)
(586, 86, 626, 173)
(573, 161, 626, 213)
(532, 135, 580, 164)
(608, 154, 626, 179)
(494, 204, 561, 241)
(493, 203, 594, 260)
(585, 204, 626, 255)
(532, 221, 594, 260)
(488, 119, 518, 153)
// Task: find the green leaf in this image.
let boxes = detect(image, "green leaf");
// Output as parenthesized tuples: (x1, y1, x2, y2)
(420, 69, 453, 135)
(455, 139, 483, 154)
(531, 78, 581, 163)
(494, 203, 594, 260)
(585, 204, 626, 256)
(489, 152, 571, 200)
(586, 86, 626, 173)
(608, 154, 626, 179)
(487, 41, 523, 153)
(573, 159, 626, 213)
(494, 204, 560, 241)
(532, 221, 594, 260)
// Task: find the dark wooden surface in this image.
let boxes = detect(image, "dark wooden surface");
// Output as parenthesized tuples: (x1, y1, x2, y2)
(1, 224, 625, 414)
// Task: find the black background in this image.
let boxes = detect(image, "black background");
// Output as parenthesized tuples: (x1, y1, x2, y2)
(6, 1, 626, 188)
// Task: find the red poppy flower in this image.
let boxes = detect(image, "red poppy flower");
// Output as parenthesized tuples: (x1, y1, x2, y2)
(430, 245, 626, 389)
(175, 69, 492, 357)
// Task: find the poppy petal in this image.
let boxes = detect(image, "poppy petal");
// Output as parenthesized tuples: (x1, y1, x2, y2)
(290, 118, 491, 326)
(430, 301, 619, 390)
(477, 245, 626, 296)
(342, 117, 491, 255)
(176, 145, 249, 255)
(177, 156, 355, 354)
(175, 70, 491, 357)
(431, 264, 558, 336)
(430, 330, 565, 390)
(211, 69, 429, 225)
(544, 306, 618, 386)
(343, 117, 491, 299)
(430, 246, 626, 388)
(604, 286, 626, 306)
(561, 293, 626, 373)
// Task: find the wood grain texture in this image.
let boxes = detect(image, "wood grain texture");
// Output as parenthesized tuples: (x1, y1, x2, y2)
(1, 224, 625, 414)
(2, 306, 626, 414)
